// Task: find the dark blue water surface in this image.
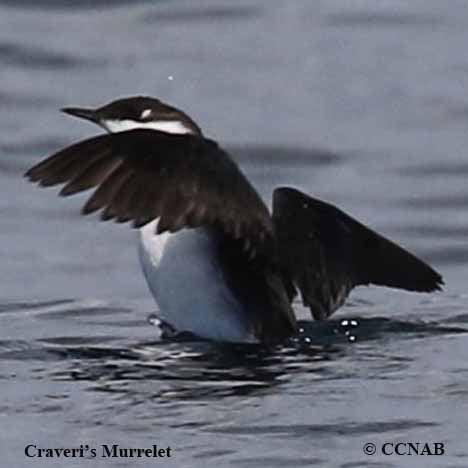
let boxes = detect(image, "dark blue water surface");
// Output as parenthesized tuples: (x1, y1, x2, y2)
(2, 1, 468, 467)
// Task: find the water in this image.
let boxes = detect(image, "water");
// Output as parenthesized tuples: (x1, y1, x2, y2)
(1, 1, 468, 466)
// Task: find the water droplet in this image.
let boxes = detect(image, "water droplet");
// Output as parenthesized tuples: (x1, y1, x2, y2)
(147, 314, 161, 326)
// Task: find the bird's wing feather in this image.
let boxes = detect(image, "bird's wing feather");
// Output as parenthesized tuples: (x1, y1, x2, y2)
(26, 129, 274, 255)
(273, 186, 443, 320)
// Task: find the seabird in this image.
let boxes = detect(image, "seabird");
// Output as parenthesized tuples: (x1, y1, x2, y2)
(25, 96, 444, 343)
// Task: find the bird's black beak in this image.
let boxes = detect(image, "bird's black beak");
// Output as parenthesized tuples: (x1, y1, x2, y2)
(61, 107, 100, 124)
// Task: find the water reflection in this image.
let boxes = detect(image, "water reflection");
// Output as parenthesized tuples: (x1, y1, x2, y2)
(2, 306, 463, 403)
(48, 341, 290, 400)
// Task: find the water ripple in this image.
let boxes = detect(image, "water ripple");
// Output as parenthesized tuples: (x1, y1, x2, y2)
(0, 91, 57, 109)
(423, 246, 468, 266)
(231, 455, 325, 467)
(0, 299, 73, 314)
(326, 11, 444, 29)
(0, 41, 97, 69)
(399, 163, 468, 178)
(401, 194, 468, 209)
(230, 145, 342, 166)
(143, 5, 261, 24)
(0, 0, 154, 10)
(208, 419, 438, 437)
(1, 311, 463, 400)
(0, 137, 69, 157)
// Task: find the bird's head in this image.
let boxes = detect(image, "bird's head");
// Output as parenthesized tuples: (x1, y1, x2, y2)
(61, 96, 202, 136)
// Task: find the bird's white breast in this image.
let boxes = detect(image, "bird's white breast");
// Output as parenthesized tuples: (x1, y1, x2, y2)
(137, 220, 256, 343)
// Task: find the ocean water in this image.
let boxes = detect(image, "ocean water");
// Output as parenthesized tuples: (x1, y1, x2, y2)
(1, 1, 468, 467)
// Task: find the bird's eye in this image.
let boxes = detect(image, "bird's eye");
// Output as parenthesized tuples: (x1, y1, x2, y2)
(140, 109, 152, 120)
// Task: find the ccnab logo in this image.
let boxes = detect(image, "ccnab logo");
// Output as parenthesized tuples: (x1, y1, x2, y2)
(382, 443, 445, 456)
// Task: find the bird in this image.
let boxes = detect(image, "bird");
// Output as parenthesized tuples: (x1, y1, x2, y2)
(25, 96, 444, 344)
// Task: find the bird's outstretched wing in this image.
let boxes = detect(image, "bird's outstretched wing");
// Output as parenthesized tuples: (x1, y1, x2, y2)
(273, 186, 443, 320)
(26, 130, 273, 251)
(25, 130, 296, 341)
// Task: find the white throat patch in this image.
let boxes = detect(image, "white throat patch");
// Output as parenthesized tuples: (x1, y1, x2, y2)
(101, 119, 193, 135)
